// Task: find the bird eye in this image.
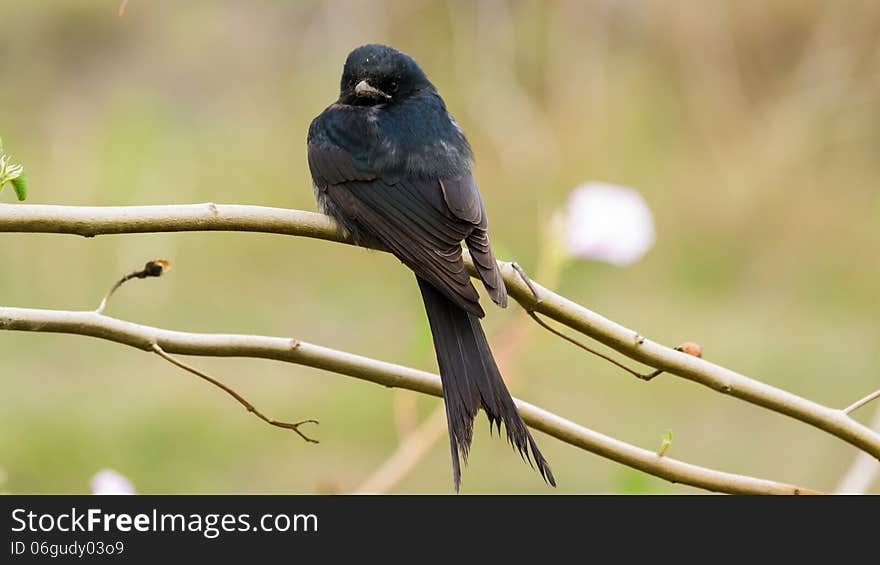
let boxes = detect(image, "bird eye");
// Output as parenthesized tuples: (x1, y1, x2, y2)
(389, 81, 399, 92)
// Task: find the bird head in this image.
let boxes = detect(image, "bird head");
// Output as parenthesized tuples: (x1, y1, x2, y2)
(338, 44, 432, 106)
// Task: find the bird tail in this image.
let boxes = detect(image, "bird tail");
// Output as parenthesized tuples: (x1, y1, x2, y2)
(417, 276, 555, 491)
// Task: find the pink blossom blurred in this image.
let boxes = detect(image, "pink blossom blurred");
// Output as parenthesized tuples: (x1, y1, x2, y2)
(563, 182, 655, 266)
(90, 469, 135, 495)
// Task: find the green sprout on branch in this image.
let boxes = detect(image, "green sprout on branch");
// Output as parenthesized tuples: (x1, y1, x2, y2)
(0, 138, 28, 201)
(657, 430, 673, 458)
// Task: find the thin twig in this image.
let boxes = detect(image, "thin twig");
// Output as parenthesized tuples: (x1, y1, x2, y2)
(151, 343, 319, 443)
(511, 262, 543, 306)
(0, 306, 822, 495)
(96, 259, 171, 314)
(843, 389, 880, 416)
(512, 260, 658, 380)
(527, 310, 652, 380)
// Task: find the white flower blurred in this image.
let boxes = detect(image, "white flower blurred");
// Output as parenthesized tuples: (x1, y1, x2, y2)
(90, 469, 135, 495)
(562, 182, 655, 266)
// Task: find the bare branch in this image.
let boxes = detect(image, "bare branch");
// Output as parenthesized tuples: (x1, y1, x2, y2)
(513, 262, 668, 380)
(2, 202, 877, 462)
(843, 389, 880, 416)
(0, 306, 821, 495)
(0, 203, 349, 243)
(151, 343, 319, 443)
(526, 309, 649, 380)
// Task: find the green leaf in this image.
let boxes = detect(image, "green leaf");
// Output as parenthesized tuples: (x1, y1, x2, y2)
(11, 174, 27, 201)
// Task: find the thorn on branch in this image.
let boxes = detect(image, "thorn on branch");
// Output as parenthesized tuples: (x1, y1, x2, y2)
(96, 259, 172, 314)
(151, 343, 319, 443)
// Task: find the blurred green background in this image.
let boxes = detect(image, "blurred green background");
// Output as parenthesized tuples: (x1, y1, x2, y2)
(2, 0, 879, 494)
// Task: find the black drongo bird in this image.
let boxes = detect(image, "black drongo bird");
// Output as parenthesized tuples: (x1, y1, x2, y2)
(307, 44, 554, 491)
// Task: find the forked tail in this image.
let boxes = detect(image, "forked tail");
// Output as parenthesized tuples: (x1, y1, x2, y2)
(417, 276, 555, 491)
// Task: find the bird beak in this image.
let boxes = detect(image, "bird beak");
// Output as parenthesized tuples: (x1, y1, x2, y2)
(355, 79, 391, 100)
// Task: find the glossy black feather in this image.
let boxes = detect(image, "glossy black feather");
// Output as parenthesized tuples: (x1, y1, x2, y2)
(307, 44, 552, 490)
(324, 178, 483, 316)
(418, 277, 555, 490)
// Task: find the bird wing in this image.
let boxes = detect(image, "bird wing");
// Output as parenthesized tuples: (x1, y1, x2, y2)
(440, 176, 507, 308)
(308, 139, 504, 317)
